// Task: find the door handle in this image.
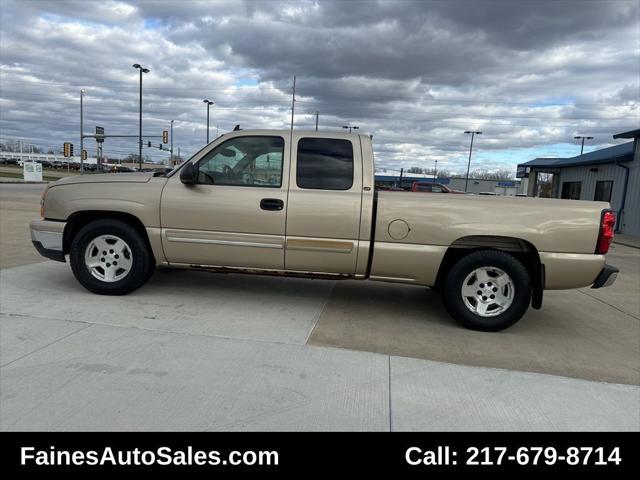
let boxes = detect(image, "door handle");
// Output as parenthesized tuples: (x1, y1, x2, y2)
(260, 198, 284, 211)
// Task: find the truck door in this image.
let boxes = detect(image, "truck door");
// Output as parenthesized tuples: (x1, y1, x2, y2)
(285, 134, 363, 274)
(160, 134, 288, 269)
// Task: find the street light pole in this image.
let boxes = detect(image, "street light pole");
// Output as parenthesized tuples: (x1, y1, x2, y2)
(464, 130, 482, 192)
(133, 64, 150, 171)
(80, 89, 85, 174)
(315, 111, 319, 131)
(170, 119, 174, 165)
(342, 125, 359, 133)
(434, 159, 438, 180)
(574, 135, 593, 156)
(203, 100, 214, 143)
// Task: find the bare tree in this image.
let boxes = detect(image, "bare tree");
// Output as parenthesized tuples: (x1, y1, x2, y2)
(536, 172, 554, 198)
(0, 140, 43, 153)
(467, 169, 515, 180)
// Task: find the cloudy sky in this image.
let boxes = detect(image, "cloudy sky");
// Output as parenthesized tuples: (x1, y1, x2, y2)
(0, 0, 638, 173)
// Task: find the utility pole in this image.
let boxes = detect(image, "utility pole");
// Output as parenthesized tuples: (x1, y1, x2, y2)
(170, 119, 174, 165)
(399, 167, 404, 190)
(574, 135, 593, 156)
(464, 130, 482, 192)
(96, 139, 101, 166)
(290, 75, 296, 133)
(133, 64, 150, 171)
(315, 111, 319, 131)
(203, 99, 214, 144)
(80, 89, 85, 173)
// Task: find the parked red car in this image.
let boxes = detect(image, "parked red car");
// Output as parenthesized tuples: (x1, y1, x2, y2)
(411, 182, 464, 193)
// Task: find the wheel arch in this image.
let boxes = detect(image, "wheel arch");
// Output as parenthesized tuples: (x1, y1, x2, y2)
(434, 235, 544, 309)
(63, 211, 156, 263)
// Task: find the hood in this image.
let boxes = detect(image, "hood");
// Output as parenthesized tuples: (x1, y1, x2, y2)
(50, 172, 155, 187)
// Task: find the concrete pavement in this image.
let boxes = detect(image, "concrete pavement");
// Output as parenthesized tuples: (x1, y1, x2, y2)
(1, 261, 638, 431)
(1, 263, 335, 345)
(1, 310, 637, 431)
(0, 183, 47, 269)
(308, 241, 639, 386)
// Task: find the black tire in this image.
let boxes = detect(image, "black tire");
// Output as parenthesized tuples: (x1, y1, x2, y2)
(69, 219, 155, 295)
(441, 249, 531, 332)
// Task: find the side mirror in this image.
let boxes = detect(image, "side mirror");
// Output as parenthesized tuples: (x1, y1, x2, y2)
(180, 162, 196, 185)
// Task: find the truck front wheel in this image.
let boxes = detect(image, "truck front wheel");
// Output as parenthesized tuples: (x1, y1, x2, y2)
(69, 219, 155, 295)
(441, 250, 531, 331)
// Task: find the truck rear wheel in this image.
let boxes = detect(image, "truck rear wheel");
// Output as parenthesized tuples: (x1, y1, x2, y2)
(441, 249, 531, 331)
(69, 219, 155, 295)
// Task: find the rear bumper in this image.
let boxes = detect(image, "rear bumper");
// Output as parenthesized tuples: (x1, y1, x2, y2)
(30, 219, 66, 262)
(591, 264, 619, 289)
(539, 252, 605, 289)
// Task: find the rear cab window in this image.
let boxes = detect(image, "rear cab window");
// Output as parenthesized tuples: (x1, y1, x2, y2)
(296, 138, 353, 190)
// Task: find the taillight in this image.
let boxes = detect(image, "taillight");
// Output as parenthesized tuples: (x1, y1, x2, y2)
(595, 210, 615, 254)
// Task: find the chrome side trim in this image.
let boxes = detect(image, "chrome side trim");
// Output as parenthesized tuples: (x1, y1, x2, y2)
(165, 236, 283, 250)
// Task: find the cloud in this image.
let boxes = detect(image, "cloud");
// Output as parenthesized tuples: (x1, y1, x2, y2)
(0, 0, 638, 172)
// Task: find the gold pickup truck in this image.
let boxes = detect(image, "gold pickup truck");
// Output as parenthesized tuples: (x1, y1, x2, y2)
(30, 130, 618, 331)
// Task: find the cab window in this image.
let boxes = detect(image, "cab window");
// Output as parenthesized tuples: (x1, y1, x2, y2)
(296, 138, 353, 190)
(197, 136, 284, 187)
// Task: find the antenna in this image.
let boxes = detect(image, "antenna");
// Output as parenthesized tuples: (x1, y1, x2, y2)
(290, 75, 296, 133)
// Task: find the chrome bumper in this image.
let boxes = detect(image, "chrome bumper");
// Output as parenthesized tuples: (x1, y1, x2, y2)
(30, 219, 66, 262)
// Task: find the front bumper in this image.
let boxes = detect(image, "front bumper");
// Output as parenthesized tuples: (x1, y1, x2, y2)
(30, 219, 66, 262)
(591, 264, 619, 289)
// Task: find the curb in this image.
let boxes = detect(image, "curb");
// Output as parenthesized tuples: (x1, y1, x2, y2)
(0, 180, 49, 184)
(613, 240, 640, 250)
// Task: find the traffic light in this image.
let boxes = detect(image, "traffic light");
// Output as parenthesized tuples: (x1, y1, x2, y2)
(81, 150, 88, 160)
(63, 142, 73, 157)
(147, 141, 152, 148)
(159, 144, 163, 150)
(162, 130, 168, 144)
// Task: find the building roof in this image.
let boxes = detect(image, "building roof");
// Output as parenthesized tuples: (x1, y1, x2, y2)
(613, 128, 640, 139)
(518, 141, 634, 169)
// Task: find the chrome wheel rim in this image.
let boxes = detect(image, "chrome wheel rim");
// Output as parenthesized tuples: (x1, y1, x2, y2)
(84, 234, 133, 283)
(461, 266, 514, 317)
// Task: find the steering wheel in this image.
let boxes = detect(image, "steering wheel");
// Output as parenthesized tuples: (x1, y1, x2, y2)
(242, 173, 255, 185)
(201, 171, 216, 184)
(222, 165, 234, 177)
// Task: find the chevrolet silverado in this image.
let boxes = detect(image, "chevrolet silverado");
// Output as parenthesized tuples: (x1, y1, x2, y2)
(30, 130, 618, 331)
